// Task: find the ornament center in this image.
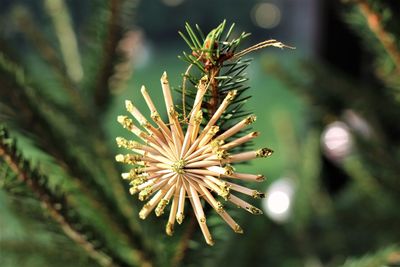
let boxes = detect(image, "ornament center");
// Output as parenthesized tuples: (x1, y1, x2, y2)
(171, 159, 186, 174)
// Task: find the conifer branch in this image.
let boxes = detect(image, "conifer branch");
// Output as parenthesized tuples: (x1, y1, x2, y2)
(160, 21, 288, 259)
(0, 54, 154, 265)
(0, 51, 143, 248)
(0, 129, 130, 267)
(265, 61, 400, 194)
(44, 0, 84, 83)
(341, 245, 400, 267)
(355, 0, 400, 73)
(13, 6, 88, 116)
(94, 0, 124, 110)
(178, 21, 292, 125)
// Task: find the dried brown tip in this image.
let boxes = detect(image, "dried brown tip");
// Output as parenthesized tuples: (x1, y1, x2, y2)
(219, 183, 231, 200)
(151, 111, 160, 121)
(256, 174, 265, 181)
(206, 237, 215, 246)
(138, 186, 153, 201)
(251, 131, 260, 137)
(115, 154, 143, 164)
(226, 90, 238, 102)
(223, 165, 235, 176)
(139, 204, 150, 219)
(117, 115, 129, 125)
(194, 110, 203, 124)
(246, 206, 263, 215)
(125, 100, 134, 112)
(256, 148, 274, 158)
(155, 199, 169, 217)
(161, 71, 168, 82)
(176, 212, 184, 224)
(234, 224, 244, 234)
(198, 75, 209, 87)
(115, 154, 124, 162)
(129, 187, 138, 195)
(216, 201, 225, 213)
(245, 115, 257, 125)
(216, 149, 229, 160)
(166, 222, 174, 236)
(252, 191, 266, 199)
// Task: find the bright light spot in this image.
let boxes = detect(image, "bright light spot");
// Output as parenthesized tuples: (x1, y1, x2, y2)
(324, 126, 349, 151)
(251, 3, 281, 29)
(263, 177, 295, 223)
(267, 191, 290, 214)
(161, 0, 185, 7)
(321, 121, 353, 160)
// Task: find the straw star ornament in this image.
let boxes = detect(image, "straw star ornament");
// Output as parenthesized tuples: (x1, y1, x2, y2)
(115, 72, 273, 246)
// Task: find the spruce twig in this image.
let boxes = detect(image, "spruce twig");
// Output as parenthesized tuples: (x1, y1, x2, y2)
(0, 54, 154, 265)
(355, 0, 400, 73)
(151, 20, 290, 259)
(341, 245, 400, 267)
(43, 0, 84, 83)
(13, 6, 87, 117)
(179, 21, 293, 122)
(94, 0, 124, 110)
(0, 130, 130, 267)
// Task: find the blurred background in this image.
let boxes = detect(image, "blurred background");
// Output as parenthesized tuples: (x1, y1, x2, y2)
(1, 0, 400, 267)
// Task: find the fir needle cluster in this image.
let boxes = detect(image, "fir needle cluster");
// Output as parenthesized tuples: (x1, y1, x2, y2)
(116, 72, 273, 245)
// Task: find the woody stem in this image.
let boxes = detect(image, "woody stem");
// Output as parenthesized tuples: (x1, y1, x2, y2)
(207, 67, 221, 117)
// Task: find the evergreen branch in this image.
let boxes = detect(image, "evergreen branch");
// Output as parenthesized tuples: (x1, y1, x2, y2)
(0, 54, 108, 194)
(0, 239, 97, 267)
(354, 0, 400, 73)
(0, 53, 154, 265)
(172, 22, 284, 262)
(185, 23, 202, 50)
(195, 24, 206, 42)
(13, 6, 88, 117)
(341, 245, 400, 267)
(0, 129, 129, 267)
(50, 1, 152, 243)
(43, 0, 84, 83)
(265, 60, 400, 194)
(94, 0, 124, 111)
(179, 22, 292, 126)
(4, 18, 148, 246)
(342, 156, 382, 196)
(223, 23, 236, 43)
(181, 53, 202, 118)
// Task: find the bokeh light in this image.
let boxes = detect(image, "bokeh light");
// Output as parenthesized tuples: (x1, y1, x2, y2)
(263, 177, 295, 223)
(321, 121, 353, 161)
(267, 191, 290, 214)
(251, 3, 281, 29)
